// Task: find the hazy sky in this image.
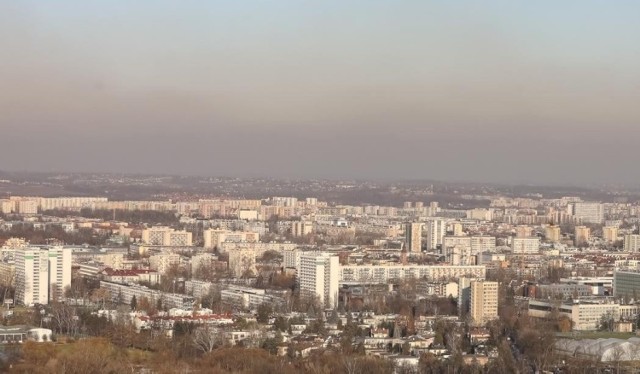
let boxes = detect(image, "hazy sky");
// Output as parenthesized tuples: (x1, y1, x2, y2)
(1, 1, 639, 185)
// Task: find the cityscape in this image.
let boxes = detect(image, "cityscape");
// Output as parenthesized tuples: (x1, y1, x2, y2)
(0, 173, 639, 372)
(3, 1, 640, 373)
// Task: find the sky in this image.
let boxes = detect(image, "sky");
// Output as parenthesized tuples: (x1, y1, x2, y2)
(1, 1, 639, 185)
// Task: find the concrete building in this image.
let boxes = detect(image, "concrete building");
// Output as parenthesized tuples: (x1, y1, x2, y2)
(443, 236, 496, 256)
(0, 200, 15, 214)
(623, 234, 640, 252)
(219, 285, 285, 309)
(470, 280, 499, 326)
(529, 300, 639, 331)
(405, 223, 422, 252)
(142, 227, 192, 246)
(603, 226, 619, 243)
(228, 249, 257, 277)
(515, 226, 533, 238)
(545, 225, 561, 242)
(298, 252, 339, 308)
(149, 253, 181, 275)
(575, 226, 591, 246)
(16, 200, 38, 215)
(203, 229, 259, 249)
(15, 247, 71, 305)
(100, 281, 195, 310)
(291, 221, 313, 237)
(340, 265, 486, 284)
(426, 219, 446, 251)
(511, 237, 540, 254)
(569, 202, 604, 224)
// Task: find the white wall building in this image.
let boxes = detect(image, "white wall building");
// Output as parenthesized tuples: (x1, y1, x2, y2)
(624, 234, 640, 252)
(340, 264, 486, 284)
(142, 227, 192, 246)
(569, 202, 604, 224)
(426, 219, 446, 251)
(298, 252, 339, 308)
(511, 237, 540, 254)
(15, 247, 71, 305)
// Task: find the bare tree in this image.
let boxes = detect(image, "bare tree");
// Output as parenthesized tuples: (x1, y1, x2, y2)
(192, 324, 225, 353)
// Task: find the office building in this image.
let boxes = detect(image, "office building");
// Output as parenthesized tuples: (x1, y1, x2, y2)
(614, 270, 640, 300)
(298, 252, 339, 308)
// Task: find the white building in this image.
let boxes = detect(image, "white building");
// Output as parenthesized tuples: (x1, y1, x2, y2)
(624, 234, 640, 252)
(426, 219, 446, 251)
(16, 200, 38, 215)
(443, 236, 496, 263)
(529, 300, 639, 331)
(142, 227, 192, 246)
(203, 229, 259, 249)
(291, 221, 313, 237)
(15, 247, 71, 305)
(405, 222, 422, 252)
(511, 237, 540, 254)
(228, 249, 257, 277)
(298, 252, 339, 308)
(149, 253, 181, 275)
(569, 202, 604, 224)
(340, 264, 486, 284)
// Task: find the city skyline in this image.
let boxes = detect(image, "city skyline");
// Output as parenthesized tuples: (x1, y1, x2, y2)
(2, 1, 640, 185)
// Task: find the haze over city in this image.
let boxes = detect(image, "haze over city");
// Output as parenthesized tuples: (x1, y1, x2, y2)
(2, 1, 640, 185)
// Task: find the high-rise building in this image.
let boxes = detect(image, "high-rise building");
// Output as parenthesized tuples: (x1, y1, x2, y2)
(545, 225, 561, 242)
(575, 226, 591, 246)
(15, 246, 71, 305)
(451, 222, 464, 237)
(426, 219, 446, 251)
(47, 247, 72, 302)
(569, 202, 604, 224)
(292, 221, 313, 237)
(405, 223, 422, 252)
(613, 270, 640, 300)
(624, 234, 640, 252)
(298, 252, 339, 308)
(603, 226, 619, 243)
(470, 280, 499, 326)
